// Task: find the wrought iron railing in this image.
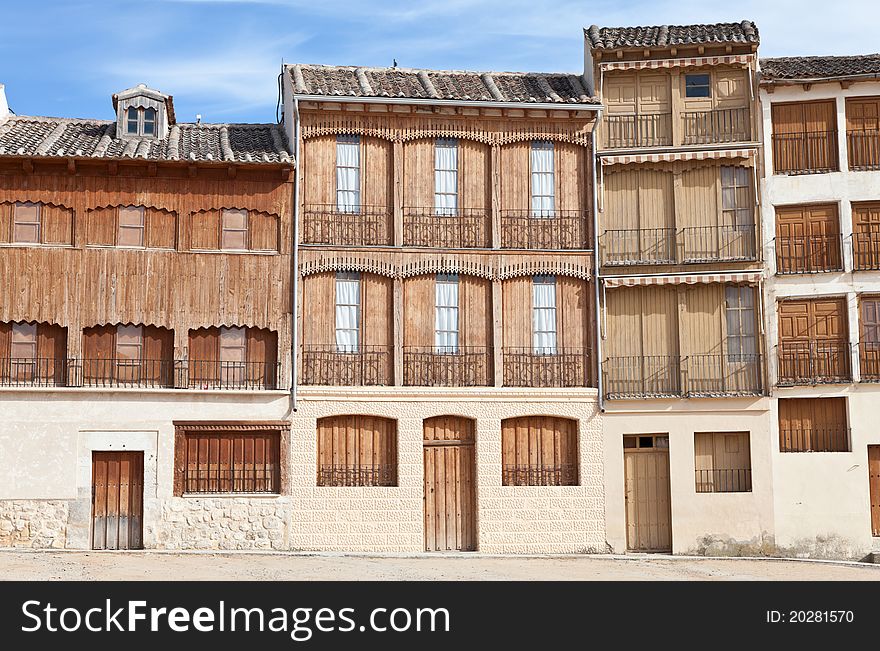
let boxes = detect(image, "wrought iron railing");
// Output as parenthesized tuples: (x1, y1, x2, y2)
(682, 107, 751, 145)
(402, 208, 490, 248)
(502, 464, 578, 486)
(602, 113, 672, 149)
(502, 347, 591, 388)
(0, 357, 70, 387)
(779, 427, 851, 453)
(301, 204, 392, 246)
(316, 464, 396, 487)
(772, 130, 839, 175)
(187, 360, 280, 390)
(847, 129, 880, 171)
(80, 358, 176, 388)
(500, 210, 590, 250)
(602, 356, 682, 399)
(775, 234, 843, 274)
(695, 468, 752, 493)
(777, 341, 851, 385)
(600, 228, 676, 266)
(300, 344, 392, 386)
(403, 346, 491, 387)
(679, 224, 757, 263)
(852, 232, 880, 271)
(858, 342, 880, 382)
(686, 354, 764, 396)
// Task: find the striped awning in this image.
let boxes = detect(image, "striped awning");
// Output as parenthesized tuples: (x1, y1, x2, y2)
(599, 54, 754, 72)
(600, 147, 757, 166)
(603, 271, 762, 288)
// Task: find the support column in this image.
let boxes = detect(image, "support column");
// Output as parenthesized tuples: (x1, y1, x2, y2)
(670, 70, 682, 148)
(393, 140, 404, 247)
(848, 290, 861, 383)
(393, 277, 403, 386)
(173, 325, 189, 388)
(491, 144, 501, 249)
(493, 279, 503, 387)
(66, 319, 83, 387)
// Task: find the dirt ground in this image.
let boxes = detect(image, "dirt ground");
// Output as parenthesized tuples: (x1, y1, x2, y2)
(1, 551, 879, 581)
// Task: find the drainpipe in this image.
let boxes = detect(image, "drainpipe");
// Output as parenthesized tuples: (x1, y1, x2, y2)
(591, 113, 605, 413)
(290, 96, 301, 413)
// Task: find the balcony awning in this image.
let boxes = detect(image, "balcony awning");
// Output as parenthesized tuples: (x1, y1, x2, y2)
(599, 54, 754, 72)
(600, 146, 757, 166)
(603, 270, 762, 288)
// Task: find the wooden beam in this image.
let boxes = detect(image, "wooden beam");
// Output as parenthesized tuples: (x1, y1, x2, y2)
(840, 80, 853, 90)
(227, 165, 237, 178)
(698, 45, 705, 55)
(22, 159, 33, 173)
(803, 83, 812, 92)
(670, 47, 677, 57)
(108, 161, 118, 175)
(188, 165, 198, 177)
(67, 158, 76, 175)
(147, 163, 158, 176)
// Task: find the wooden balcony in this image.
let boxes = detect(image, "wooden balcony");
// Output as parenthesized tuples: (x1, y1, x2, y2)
(847, 130, 880, 171)
(602, 113, 672, 149)
(81, 358, 176, 388)
(0, 357, 70, 387)
(302, 204, 392, 246)
(853, 232, 880, 271)
(601, 225, 757, 266)
(300, 345, 392, 386)
(500, 210, 590, 250)
(403, 346, 492, 386)
(684, 354, 764, 397)
(775, 234, 843, 274)
(402, 208, 490, 248)
(777, 341, 851, 385)
(502, 347, 591, 388)
(681, 107, 751, 145)
(771, 130, 839, 175)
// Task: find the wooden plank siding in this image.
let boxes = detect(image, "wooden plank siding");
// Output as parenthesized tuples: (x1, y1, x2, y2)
(501, 416, 578, 486)
(778, 397, 849, 453)
(91, 451, 144, 550)
(771, 100, 839, 174)
(316, 415, 397, 487)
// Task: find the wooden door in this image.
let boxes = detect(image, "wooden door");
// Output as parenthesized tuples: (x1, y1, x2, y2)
(778, 397, 848, 452)
(624, 434, 672, 552)
(778, 297, 848, 381)
(853, 203, 880, 269)
(423, 416, 476, 552)
(775, 204, 840, 273)
(869, 447, 880, 537)
(92, 451, 144, 550)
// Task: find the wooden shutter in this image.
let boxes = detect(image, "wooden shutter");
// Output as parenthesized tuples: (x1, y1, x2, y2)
(0, 202, 12, 242)
(0, 322, 10, 382)
(86, 207, 117, 246)
(145, 208, 177, 249)
(248, 211, 279, 251)
(188, 327, 219, 385)
(246, 327, 278, 388)
(779, 397, 848, 452)
(694, 432, 751, 492)
(501, 416, 578, 486)
(143, 325, 174, 386)
(190, 210, 221, 250)
(179, 431, 280, 494)
(83, 325, 115, 382)
(36, 323, 67, 384)
(316, 415, 397, 486)
(862, 296, 880, 343)
(775, 204, 840, 273)
(41, 205, 74, 245)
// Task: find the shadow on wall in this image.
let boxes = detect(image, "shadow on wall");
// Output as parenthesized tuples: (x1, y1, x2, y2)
(686, 532, 868, 561)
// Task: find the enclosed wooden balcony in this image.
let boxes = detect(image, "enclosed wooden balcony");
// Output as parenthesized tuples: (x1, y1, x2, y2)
(601, 224, 757, 266)
(402, 346, 492, 386)
(300, 344, 393, 386)
(777, 341, 851, 385)
(0, 357, 70, 387)
(847, 129, 880, 171)
(502, 347, 591, 388)
(500, 210, 590, 250)
(775, 234, 843, 274)
(771, 130, 839, 175)
(603, 113, 672, 149)
(681, 107, 751, 145)
(302, 204, 393, 246)
(402, 208, 490, 248)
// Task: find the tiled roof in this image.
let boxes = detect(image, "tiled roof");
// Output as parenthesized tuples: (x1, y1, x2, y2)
(0, 116, 292, 164)
(760, 54, 880, 81)
(287, 64, 598, 105)
(585, 21, 759, 50)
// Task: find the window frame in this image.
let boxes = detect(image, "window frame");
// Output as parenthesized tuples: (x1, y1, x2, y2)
(335, 134, 361, 214)
(725, 286, 757, 360)
(10, 322, 38, 382)
(694, 431, 752, 493)
(434, 273, 460, 354)
(530, 140, 555, 218)
(434, 138, 459, 216)
(685, 73, 712, 99)
(117, 205, 146, 248)
(12, 202, 41, 244)
(532, 275, 558, 355)
(125, 106, 158, 137)
(220, 208, 249, 251)
(334, 272, 361, 353)
(721, 166, 753, 228)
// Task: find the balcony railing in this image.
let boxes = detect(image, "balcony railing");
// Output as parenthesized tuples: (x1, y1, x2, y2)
(503, 347, 591, 388)
(402, 208, 490, 248)
(682, 107, 751, 145)
(502, 464, 578, 486)
(852, 232, 880, 271)
(779, 427, 851, 453)
(858, 342, 880, 382)
(187, 360, 280, 390)
(300, 344, 392, 386)
(695, 468, 752, 493)
(403, 346, 491, 386)
(500, 210, 590, 250)
(302, 204, 392, 246)
(601, 225, 757, 266)
(772, 130, 839, 175)
(602, 113, 672, 149)
(0, 357, 70, 387)
(775, 234, 843, 274)
(679, 225, 757, 263)
(603, 354, 765, 399)
(601, 228, 676, 266)
(777, 341, 851, 385)
(316, 464, 396, 487)
(80, 358, 176, 388)
(847, 129, 880, 171)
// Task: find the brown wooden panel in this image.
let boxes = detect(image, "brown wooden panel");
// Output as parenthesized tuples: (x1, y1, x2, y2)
(190, 209, 221, 250)
(499, 141, 530, 212)
(363, 273, 393, 349)
(557, 276, 588, 350)
(316, 415, 397, 486)
(249, 211, 280, 252)
(501, 416, 577, 485)
(624, 440, 671, 552)
(778, 397, 848, 452)
(246, 327, 278, 388)
(301, 135, 336, 207)
(178, 431, 280, 494)
(555, 141, 588, 213)
(0, 202, 11, 242)
(300, 272, 336, 346)
(188, 327, 219, 384)
(91, 451, 143, 550)
(403, 138, 434, 210)
(86, 206, 116, 246)
(870, 446, 880, 537)
(145, 208, 177, 249)
(82, 325, 115, 382)
(363, 136, 393, 211)
(403, 274, 434, 349)
(459, 275, 491, 348)
(460, 139, 490, 212)
(501, 276, 531, 349)
(41, 204, 74, 245)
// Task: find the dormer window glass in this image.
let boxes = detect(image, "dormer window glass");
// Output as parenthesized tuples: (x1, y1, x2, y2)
(125, 106, 158, 137)
(126, 107, 139, 134)
(143, 108, 156, 136)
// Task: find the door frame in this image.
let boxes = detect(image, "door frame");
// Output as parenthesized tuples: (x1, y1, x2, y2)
(91, 450, 145, 550)
(868, 446, 880, 537)
(623, 433, 672, 553)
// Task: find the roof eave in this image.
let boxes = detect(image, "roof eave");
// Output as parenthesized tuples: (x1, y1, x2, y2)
(760, 72, 880, 86)
(290, 93, 601, 112)
(0, 153, 294, 169)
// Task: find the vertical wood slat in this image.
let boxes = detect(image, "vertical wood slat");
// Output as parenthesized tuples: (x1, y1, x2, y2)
(869, 446, 880, 537)
(316, 416, 397, 486)
(623, 435, 671, 552)
(91, 451, 143, 550)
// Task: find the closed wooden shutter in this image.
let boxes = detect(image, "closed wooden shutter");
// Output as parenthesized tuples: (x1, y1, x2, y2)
(145, 208, 177, 249)
(188, 327, 219, 385)
(190, 210, 221, 250)
(41, 205, 74, 245)
(143, 325, 174, 386)
(316, 415, 397, 486)
(772, 101, 838, 173)
(36, 323, 67, 384)
(775, 204, 840, 273)
(778, 297, 848, 382)
(0, 322, 10, 381)
(245, 327, 278, 388)
(249, 211, 279, 251)
(778, 397, 848, 452)
(501, 416, 578, 486)
(853, 203, 880, 269)
(694, 432, 751, 492)
(83, 325, 116, 382)
(86, 207, 117, 246)
(179, 431, 281, 494)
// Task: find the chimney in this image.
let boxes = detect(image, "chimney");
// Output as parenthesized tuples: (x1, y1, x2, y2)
(0, 84, 9, 121)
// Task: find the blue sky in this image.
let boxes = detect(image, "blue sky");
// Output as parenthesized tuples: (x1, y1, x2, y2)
(1, 0, 877, 124)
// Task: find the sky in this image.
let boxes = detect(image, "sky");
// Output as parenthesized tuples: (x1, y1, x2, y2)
(1, 0, 878, 125)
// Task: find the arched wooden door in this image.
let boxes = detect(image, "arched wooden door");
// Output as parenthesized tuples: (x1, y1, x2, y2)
(423, 416, 476, 552)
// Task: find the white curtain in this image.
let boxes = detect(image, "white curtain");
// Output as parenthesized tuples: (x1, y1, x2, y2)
(434, 139, 458, 215)
(336, 136, 360, 213)
(532, 277, 557, 354)
(335, 275, 360, 352)
(435, 275, 459, 353)
(530, 141, 555, 217)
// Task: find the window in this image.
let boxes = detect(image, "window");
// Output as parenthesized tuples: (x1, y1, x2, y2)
(219, 326, 246, 384)
(336, 135, 360, 213)
(142, 108, 156, 136)
(725, 286, 756, 360)
(779, 397, 849, 453)
(501, 416, 578, 486)
(694, 431, 752, 493)
(126, 107, 139, 135)
(117, 206, 145, 247)
(10, 322, 37, 382)
(335, 272, 360, 353)
(316, 415, 397, 487)
(115, 324, 143, 383)
(530, 141, 555, 217)
(177, 429, 282, 494)
(721, 166, 752, 227)
(221, 209, 248, 250)
(188, 326, 278, 390)
(434, 138, 458, 216)
(434, 273, 460, 354)
(685, 74, 711, 98)
(532, 275, 557, 354)
(13, 202, 40, 243)
(125, 106, 158, 137)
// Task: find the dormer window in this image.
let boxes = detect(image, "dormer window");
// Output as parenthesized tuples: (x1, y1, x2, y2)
(114, 84, 173, 140)
(126, 107, 157, 136)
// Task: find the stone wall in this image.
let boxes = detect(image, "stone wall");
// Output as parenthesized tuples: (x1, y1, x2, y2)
(0, 500, 69, 548)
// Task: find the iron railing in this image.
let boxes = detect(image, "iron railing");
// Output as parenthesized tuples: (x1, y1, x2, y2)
(316, 464, 396, 487)
(301, 204, 392, 246)
(602, 113, 672, 149)
(847, 129, 880, 171)
(500, 210, 590, 250)
(775, 234, 843, 274)
(0, 357, 70, 387)
(600, 228, 676, 266)
(300, 344, 392, 386)
(502, 464, 578, 486)
(602, 356, 682, 399)
(187, 360, 280, 390)
(777, 341, 851, 385)
(403, 346, 491, 387)
(679, 224, 757, 263)
(779, 427, 851, 453)
(502, 347, 591, 388)
(682, 107, 751, 145)
(80, 358, 176, 388)
(695, 468, 752, 493)
(686, 354, 764, 396)
(772, 130, 839, 175)
(852, 232, 880, 271)
(402, 208, 490, 248)
(858, 342, 880, 381)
